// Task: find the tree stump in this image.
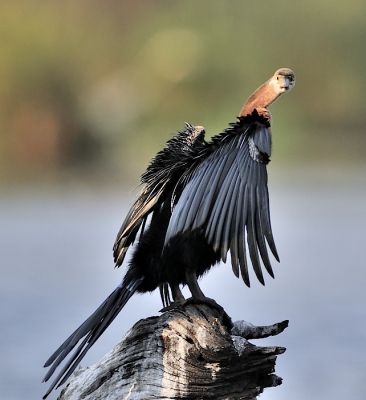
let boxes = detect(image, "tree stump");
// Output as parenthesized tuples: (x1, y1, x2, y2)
(58, 304, 288, 400)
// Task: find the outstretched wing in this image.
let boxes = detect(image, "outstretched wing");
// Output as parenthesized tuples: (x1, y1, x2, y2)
(113, 124, 206, 267)
(165, 121, 279, 286)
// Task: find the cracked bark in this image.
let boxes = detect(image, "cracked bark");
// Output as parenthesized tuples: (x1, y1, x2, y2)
(58, 304, 288, 400)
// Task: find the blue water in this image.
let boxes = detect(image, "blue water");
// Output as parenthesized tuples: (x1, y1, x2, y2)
(1, 165, 366, 399)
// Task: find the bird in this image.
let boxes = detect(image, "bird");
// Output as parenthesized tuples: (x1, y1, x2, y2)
(42, 68, 295, 398)
(42, 123, 207, 398)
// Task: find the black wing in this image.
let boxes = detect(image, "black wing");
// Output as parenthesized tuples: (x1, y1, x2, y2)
(165, 118, 279, 286)
(113, 124, 205, 266)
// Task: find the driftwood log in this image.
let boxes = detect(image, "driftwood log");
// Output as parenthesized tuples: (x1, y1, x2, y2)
(58, 304, 288, 400)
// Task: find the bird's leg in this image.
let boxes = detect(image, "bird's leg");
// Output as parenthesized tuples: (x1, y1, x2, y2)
(171, 284, 185, 303)
(185, 270, 221, 306)
(185, 270, 207, 300)
(185, 270, 233, 330)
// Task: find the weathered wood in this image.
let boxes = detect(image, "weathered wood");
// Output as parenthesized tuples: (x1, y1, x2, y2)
(58, 304, 288, 400)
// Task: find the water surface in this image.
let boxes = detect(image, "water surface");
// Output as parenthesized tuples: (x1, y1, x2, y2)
(1, 165, 365, 399)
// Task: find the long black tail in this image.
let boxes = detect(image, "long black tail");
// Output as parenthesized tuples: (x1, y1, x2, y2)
(42, 276, 143, 399)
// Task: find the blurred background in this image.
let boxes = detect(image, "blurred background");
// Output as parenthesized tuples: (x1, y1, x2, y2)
(1, 1, 365, 399)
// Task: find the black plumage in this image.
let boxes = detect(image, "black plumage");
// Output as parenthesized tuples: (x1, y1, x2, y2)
(42, 113, 277, 398)
(43, 68, 295, 398)
(163, 112, 278, 288)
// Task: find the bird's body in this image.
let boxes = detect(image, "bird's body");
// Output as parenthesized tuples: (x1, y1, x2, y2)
(43, 68, 295, 398)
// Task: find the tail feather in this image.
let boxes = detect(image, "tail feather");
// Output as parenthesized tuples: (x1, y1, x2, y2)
(42, 277, 142, 399)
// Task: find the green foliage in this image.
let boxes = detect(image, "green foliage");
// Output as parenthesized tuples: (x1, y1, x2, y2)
(0, 0, 365, 183)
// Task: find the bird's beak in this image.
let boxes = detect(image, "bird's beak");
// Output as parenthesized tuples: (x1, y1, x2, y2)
(277, 74, 295, 91)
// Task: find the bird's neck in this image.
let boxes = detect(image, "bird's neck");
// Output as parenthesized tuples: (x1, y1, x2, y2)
(239, 80, 281, 121)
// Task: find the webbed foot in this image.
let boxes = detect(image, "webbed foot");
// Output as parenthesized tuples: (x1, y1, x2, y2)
(184, 297, 233, 330)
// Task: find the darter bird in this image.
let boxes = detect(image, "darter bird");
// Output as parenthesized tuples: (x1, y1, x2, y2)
(42, 68, 295, 398)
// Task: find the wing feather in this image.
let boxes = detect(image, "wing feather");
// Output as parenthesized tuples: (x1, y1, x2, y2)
(259, 183, 279, 261)
(193, 160, 225, 229)
(238, 184, 250, 286)
(219, 167, 241, 262)
(229, 169, 244, 278)
(255, 185, 274, 277)
(246, 173, 265, 285)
